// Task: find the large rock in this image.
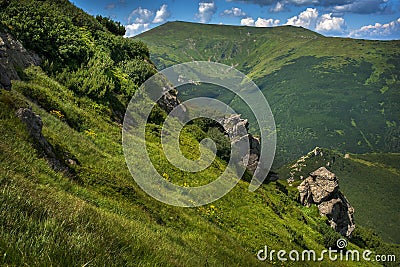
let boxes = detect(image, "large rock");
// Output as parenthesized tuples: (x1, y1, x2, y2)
(0, 30, 41, 90)
(218, 114, 262, 175)
(298, 167, 355, 237)
(157, 87, 182, 113)
(16, 108, 66, 172)
(16, 108, 56, 158)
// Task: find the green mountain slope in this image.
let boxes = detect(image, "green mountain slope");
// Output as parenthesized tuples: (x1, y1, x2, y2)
(0, 1, 399, 266)
(135, 21, 400, 167)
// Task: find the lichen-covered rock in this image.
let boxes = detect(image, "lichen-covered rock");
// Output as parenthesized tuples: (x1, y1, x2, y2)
(298, 167, 355, 237)
(157, 87, 181, 113)
(218, 114, 262, 175)
(0, 30, 41, 90)
(16, 108, 67, 172)
(318, 195, 355, 237)
(16, 108, 55, 158)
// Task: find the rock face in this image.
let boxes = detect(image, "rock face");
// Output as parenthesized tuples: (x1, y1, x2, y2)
(16, 108, 66, 172)
(157, 87, 180, 113)
(298, 167, 355, 237)
(0, 30, 41, 90)
(218, 114, 262, 175)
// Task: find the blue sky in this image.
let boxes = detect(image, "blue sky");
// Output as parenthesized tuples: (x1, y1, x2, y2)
(70, 0, 400, 40)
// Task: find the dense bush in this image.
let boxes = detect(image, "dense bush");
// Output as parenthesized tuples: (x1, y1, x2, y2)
(58, 49, 115, 99)
(317, 220, 342, 249)
(351, 226, 382, 249)
(96, 15, 125, 36)
(0, 0, 156, 117)
(207, 127, 231, 162)
(1, 0, 92, 69)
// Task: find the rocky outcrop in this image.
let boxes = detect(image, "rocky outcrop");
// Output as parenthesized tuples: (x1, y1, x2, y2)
(218, 114, 262, 175)
(298, 167, 355, 237)
(16, 108, 67, 172)
(157, 87, 180, 113)
(0, 30, 41, 90)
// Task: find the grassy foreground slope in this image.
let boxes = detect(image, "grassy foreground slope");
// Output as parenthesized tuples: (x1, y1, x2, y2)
(2, 68, 395, 266)
(135, 21, 400, 167)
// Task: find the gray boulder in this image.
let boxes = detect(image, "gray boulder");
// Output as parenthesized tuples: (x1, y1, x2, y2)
(0, 30, 41, 90)
(16, 108, 67, 172)
(218, 114, 262, 175)
(298, 167, 355, 237)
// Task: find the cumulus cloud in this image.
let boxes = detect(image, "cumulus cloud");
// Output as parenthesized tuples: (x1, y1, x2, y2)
(221, 7, 246, 17)
(196, 2, 217, 23)
(316, 13, 346, 32)
(128, 7, 153, 24)
(125, 4, 170, 37)
(285, 8, 319, 28)
(349, 18, 400, 39)
(284, 7, 347, 34)
(153, 4, 170, 23)
(241, 17, 280, 27)
(241, 17, 255, 26)
(255, 18, 281, 27)
(125, 23, 150, 37)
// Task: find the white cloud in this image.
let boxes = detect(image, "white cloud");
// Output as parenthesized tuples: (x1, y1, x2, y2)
(125, 4, 170, 37)
(241, 17, 280, 27)
(128, 7, 153, 24)
(221, 7, 246, 17)
(255, 18, 280, 27)
(125, 23, 150, 37)
(284, 8, 347, 35)
(270, 2, 286, 12)
(153, 4, 170, 23)
(196, 2, 217, 23)
(285, 8, 319, 28)
(241, 17, 255, 26)
(316, 13, 346, 32)
(349, 18, 400, 39)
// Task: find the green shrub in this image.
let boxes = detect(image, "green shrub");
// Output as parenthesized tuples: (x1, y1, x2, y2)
(317, 220, 342, 249)
(96, 15, 125, 36)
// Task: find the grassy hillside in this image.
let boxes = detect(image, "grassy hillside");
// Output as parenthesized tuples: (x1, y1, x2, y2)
(0, 1, 399, 266)
(135, 21, 400, 167)
(3, 68, 397, 266)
